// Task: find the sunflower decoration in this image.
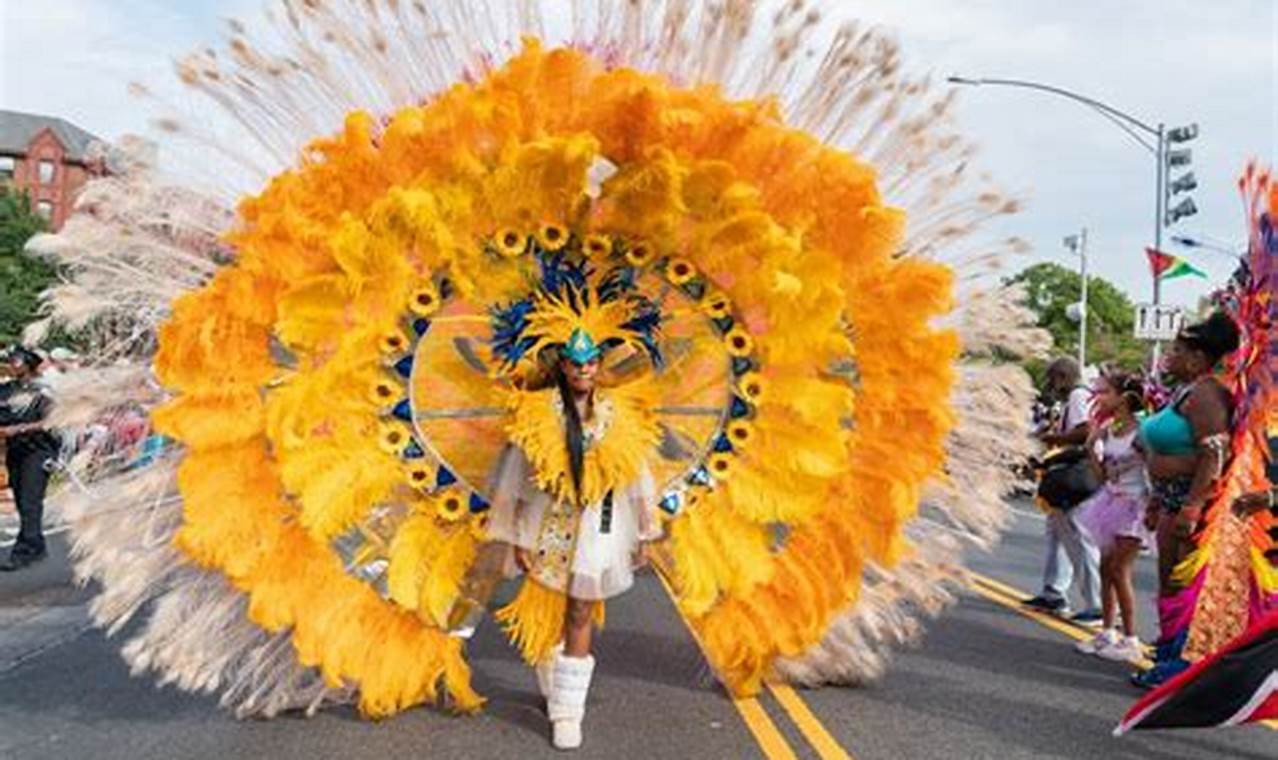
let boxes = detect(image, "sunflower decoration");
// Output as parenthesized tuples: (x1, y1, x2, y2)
(623, 240, 656, 268)
(39, 0, 1044, 724)
(493, 228, 527, 258)
(405, 462, 433, 491)
(702, 292, 733, 320)
(723, 327, 754, 358)
(378, 424, 411, 455)
(535, 223, 569, 252)
(408, 283, 442, 317)
(583, 234, 612, 259)
(707, 452, 733, 479)
(726, 420, 754, 448)
(436, 492, 467, 523)
(378, 330, 409, 355)
(738, 372, 766, 405)
(370, 378, 398, 406)
(665, 258, 696, 286)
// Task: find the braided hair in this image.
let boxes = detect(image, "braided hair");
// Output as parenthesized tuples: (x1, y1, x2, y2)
(554, 365, 587, 505)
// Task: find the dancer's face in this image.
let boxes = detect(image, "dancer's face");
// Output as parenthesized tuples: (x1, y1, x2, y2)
(1163, 338, 1203, 381)
(560, 357, 599, 395)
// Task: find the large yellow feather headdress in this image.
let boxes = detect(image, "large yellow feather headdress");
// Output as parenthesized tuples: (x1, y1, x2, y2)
(31, 1, 1047, 720)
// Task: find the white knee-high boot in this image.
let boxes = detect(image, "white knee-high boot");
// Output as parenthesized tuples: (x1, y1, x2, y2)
(535, 644, 563, 704)
(548, 653, 595, 750)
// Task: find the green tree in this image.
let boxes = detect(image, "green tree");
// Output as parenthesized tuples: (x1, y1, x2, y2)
(0, 187, 55, 343)
(1007, 262, 1148, 379)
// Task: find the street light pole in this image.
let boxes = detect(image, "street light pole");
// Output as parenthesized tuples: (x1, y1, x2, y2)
(1079, 229, 1088, 370)
(1065, 228, 1088, 369)
(1152, 123, 1165, 368)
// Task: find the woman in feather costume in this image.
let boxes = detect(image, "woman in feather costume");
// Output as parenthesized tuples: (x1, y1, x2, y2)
(23, 0, 1047, 747)
(1132, 163, 1278, 689)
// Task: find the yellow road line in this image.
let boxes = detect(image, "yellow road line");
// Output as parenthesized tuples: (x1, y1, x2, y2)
(650, 569, 799, 760)
(969, 572, 1278, 732)
(970, 573, 1102, 633)
(968, 577, 1156, 669)
(969, 572, 1038, 603)
(967, 581, 1092, 642)
(735, 696, 801, 760)
(769, 684, 856, 760)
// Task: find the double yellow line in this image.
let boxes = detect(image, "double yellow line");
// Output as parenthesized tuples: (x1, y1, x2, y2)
(666, 566, 1272, 756)
(967, 572, 1120, 648)
(969, 571, 1278, 733)
(729, 683, 854, 760)
(655, 573, 856, 760)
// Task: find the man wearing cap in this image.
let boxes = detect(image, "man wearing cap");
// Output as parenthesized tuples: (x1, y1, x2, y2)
(0, 346, 59, 571)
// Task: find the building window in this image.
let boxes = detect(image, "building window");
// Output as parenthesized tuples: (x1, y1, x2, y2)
(36, 200, 54, 220)
(38, 160, 56, 184)
(0, 156, 14, 180)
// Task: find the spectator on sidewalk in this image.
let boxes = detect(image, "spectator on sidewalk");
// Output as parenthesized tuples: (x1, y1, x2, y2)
(1023, 357, 1103, 622)
(0, 346, 59, 572)
(1074, 372, 1152, 663)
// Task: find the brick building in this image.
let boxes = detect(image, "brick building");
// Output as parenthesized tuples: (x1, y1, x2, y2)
(0, 109, 105, 231)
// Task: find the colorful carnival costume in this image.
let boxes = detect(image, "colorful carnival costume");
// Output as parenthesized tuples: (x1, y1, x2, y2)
(26, 0, 1046, 740)
(1136, 164, 1278, 687)
(1117, 433, 1278, 733)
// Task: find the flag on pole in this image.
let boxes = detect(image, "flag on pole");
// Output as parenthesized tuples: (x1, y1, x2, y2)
(1146, 248, 1208, 280)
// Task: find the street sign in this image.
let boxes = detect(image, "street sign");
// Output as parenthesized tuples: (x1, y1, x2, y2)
(1133, 303, 1184, 340)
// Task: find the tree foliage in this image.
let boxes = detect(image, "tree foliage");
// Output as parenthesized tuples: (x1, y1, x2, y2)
(0, 187, 55, 343)
(1007, 262, 1148, 375)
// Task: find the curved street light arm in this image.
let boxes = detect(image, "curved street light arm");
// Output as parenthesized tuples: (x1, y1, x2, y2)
(1086, 105, 1159, 155)
(946, 76, 1161, 138)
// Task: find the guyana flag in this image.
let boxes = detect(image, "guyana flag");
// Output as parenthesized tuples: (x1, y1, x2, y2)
(1146, 248, 1208, 280)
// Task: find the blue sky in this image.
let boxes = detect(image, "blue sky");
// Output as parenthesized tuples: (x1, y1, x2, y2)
(1, 0, 1274, 309)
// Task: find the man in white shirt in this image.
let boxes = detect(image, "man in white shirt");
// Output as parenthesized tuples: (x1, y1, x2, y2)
(1023, 357, 1102, 622)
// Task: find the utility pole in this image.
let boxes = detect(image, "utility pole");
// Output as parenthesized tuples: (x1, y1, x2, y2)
(1152, 124, 1165, 368)
(1065, 229, 1088, 370)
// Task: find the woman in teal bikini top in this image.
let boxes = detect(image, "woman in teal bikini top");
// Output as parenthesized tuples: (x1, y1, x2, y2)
(1135, 311, 1240, 690)
(1140, 388, 1197, 458)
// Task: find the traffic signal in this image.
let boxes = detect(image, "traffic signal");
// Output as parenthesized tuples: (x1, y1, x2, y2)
(1166, 197, 1199, 225)
(1164, 123, 1198, 226)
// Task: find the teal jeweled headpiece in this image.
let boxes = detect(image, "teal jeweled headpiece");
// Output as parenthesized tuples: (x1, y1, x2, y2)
(561, 327, 602, 365)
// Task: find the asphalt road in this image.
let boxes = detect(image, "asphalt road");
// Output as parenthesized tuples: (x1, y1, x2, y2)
(1, 504, 1274, 760)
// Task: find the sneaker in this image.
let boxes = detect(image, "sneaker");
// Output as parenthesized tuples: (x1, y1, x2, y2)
(1130, 658, 1189, 690)
(1098, 635, 1145, 665)
(1022, 595, 1068, 614)
(1069, 609, 1104, 626)
(1075, 628, 1119, 655)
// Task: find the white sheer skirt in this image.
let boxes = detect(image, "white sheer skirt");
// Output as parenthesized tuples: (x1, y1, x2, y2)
(486, 445, 659, 601)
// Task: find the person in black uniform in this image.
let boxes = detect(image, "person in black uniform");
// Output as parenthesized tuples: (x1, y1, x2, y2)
(0, 346, 58, 572)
